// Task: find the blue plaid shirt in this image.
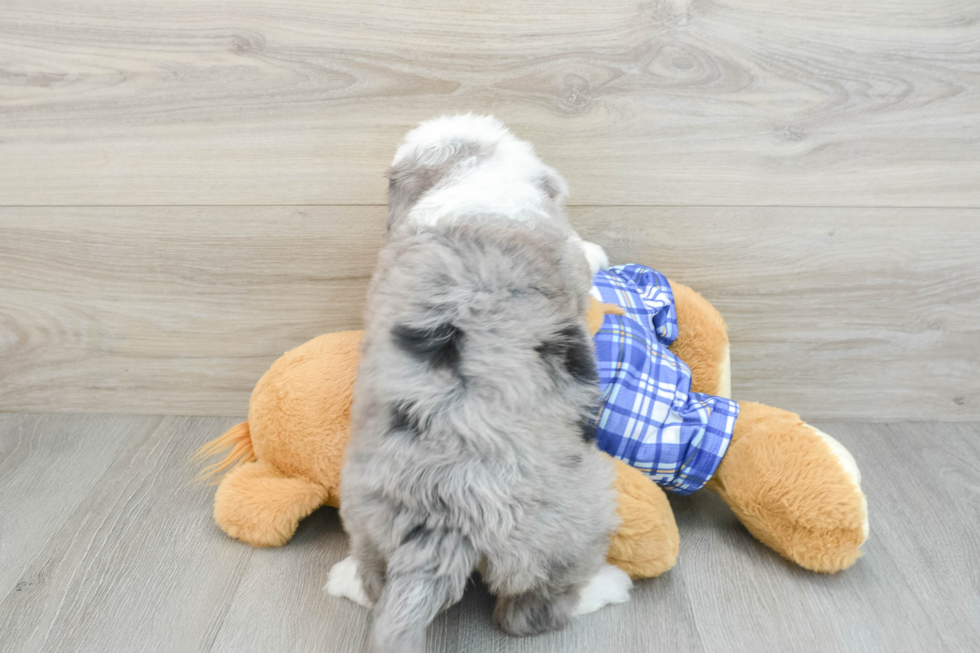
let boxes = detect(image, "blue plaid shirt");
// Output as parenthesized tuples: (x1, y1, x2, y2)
(591, 265, 738, 495)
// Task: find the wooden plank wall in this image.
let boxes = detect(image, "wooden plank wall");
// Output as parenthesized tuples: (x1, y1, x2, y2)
(1, 0, 978, 419)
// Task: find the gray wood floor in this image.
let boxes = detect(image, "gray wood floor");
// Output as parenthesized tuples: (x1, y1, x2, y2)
(1, 414, 976, 652)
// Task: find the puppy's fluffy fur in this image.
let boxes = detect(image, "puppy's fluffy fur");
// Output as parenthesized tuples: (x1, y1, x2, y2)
(337, 116, 627, 653)
(386, 114, 609, 273)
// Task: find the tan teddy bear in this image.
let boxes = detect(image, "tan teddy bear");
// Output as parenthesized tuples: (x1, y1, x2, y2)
(196, 278, 867, 577)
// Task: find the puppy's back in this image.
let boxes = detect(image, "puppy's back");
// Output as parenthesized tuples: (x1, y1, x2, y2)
(341, 219, 617, 653)
(355, 218, 597, 455)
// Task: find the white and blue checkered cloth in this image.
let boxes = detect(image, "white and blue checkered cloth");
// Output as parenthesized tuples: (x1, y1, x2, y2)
(591, 265, 738, 494)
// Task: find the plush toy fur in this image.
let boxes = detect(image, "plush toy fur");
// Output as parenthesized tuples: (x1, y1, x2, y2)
(196, 283, 867, 577)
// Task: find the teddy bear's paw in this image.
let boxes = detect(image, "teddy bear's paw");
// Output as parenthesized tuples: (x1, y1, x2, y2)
(325, 556, 373, 608)
(573, 564, 633, 616)
(805, 424, 869, 544)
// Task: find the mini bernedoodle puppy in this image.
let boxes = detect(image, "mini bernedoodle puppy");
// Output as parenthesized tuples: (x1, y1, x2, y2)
(327, 115, 632, 653)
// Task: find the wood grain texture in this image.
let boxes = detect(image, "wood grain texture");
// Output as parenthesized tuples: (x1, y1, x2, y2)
(1, 415, 978, 652)
(670, 421, 980, 653)
(207, 510, 371, 653)
(844, 422, 980, 653)
(2, 206, 978, 420)
(572, 206, 980, 421)
(0, 414, 139, 596)
(0, 414, 251, 653)
(1, 0, 978, 206)
(0, 207, 386, 416)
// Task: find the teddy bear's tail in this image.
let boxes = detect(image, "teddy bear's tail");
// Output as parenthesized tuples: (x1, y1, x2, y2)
(191, 421, 257, 484)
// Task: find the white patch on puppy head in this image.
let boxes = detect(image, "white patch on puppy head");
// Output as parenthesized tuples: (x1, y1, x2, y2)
(573, 564, 633, 616)
(324, 556, 373, 608)
(390, 114, 569, 229)
(391, 114, 512, 169)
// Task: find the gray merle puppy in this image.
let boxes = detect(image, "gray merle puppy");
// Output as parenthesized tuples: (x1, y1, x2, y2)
(326, 115, 631, 653)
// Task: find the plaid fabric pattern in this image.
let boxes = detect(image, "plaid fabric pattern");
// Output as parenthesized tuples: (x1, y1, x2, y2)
(591, 265, 738, 495)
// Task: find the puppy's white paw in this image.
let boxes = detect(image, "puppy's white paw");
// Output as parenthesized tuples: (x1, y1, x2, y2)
(574, 564, 633, 616)
(324, 556, 373, 608)
(581, 240, 610, 276)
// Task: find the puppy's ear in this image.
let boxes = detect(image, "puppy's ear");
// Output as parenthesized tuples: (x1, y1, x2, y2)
(387, 140, 470, 231)
(387, 158, 431, 231)
(539, 165, 569, 204)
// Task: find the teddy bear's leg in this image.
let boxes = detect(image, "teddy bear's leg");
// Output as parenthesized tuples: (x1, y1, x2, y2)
(667, 281, 731, 397)
(706, 402, 868, 573)
(605, 457, 680, 579)
(213, 460, 330, 547)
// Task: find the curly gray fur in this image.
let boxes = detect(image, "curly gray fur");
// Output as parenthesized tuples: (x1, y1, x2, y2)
(339, 116, 619, 653)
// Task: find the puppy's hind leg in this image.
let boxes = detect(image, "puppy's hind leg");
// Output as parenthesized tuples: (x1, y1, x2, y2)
(325, 535, 386, 608)
(325, 556, 373, 608)
(494, 561, 632, 636)
(494, 583, 582, 637)
(573, 563, 633, 616)
(370, 528, 478, 653)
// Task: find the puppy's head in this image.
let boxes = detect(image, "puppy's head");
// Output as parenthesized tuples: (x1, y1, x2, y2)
(386, 114, 569, 231)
